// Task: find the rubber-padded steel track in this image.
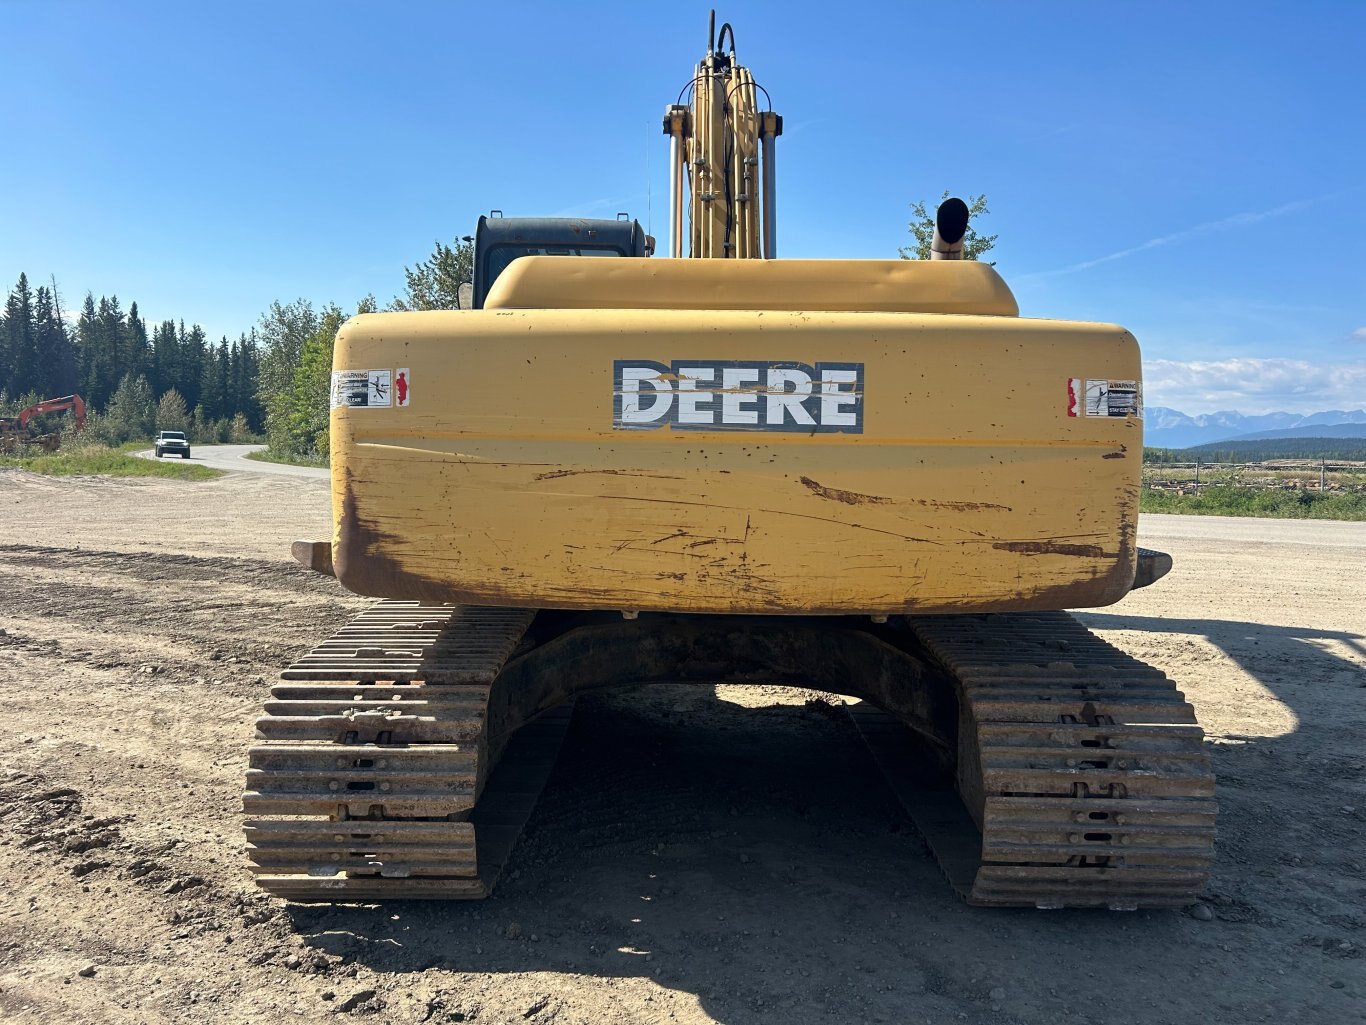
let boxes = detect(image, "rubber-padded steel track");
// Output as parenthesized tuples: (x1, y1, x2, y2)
(856, 612, 1215, 909)
(243, 601, 565, 902)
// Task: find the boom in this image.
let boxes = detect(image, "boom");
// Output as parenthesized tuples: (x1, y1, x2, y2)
(662, 14, 782, 259)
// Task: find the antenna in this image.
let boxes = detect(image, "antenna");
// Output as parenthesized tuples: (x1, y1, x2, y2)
(646, 121, 652, 235)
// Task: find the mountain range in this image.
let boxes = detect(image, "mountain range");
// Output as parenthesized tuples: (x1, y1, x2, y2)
(1145, 407, 1366, 449)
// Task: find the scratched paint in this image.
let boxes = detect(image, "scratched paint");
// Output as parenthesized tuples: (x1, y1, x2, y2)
(327, 302, 1142, 615)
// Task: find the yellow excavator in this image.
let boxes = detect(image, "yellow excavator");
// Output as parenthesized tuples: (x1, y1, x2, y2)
(244, 14, 1214, 909)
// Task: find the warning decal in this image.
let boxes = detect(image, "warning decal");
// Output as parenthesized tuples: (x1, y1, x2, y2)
(1069, 378, 1141, 418)
(330, 370, 393, 409)
(395, 368, 411, 407)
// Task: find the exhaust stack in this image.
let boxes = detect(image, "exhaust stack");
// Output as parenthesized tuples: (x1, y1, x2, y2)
(931, 197, 970, 260)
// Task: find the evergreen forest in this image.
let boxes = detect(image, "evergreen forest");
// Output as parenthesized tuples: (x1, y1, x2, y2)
(0, 237, 471, 459)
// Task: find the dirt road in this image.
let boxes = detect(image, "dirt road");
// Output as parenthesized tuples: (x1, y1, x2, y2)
(1, 468, 1363, 1025)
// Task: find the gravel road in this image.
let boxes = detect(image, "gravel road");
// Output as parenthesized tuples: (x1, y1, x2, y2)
(134, 444, 330, 479)
(1140, 512, 1366, 549)
(1, 468, 1362, 1025)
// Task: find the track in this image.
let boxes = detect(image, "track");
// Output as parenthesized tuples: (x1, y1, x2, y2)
(856, 612, 1216, 908)
(243, 601, 568, 901)
(245, 605, 1214, 908)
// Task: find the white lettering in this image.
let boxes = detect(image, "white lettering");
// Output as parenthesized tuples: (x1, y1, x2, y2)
(676, 366, 717, 425)
(619, 366, 673, 423)
(721, 367, 760, 424)
(820, 368, 859, 427)
(613, 360, 862, 432)
(765, 368, 816, 426)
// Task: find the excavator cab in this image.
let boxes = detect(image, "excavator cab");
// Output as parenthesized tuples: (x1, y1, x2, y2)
(470, 213, 653, 309)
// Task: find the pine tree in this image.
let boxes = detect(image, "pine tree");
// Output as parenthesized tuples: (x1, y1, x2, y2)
(214, 337, 230, 417)
(232, 330, 263, 430)
(200, 336, 228, 419)
(126, 301, 149, 383)
(0, 287, 8, 396)
(31, 286, 69, 397)
(152, 319, 178, 401)
(77, 293, 103, 405)
(46, 276, 77, 394)
(3, 274, 36, 398)
(97, 296, 127, 402)
(179, 322, 207, 410)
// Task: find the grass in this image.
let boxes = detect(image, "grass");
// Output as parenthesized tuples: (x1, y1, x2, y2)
(1140, 485, 1366, 520)
(245, 448, 330, 469)
(0, 444, 221, 480)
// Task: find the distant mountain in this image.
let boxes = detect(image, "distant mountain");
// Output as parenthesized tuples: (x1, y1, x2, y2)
(1145, 407, 1366, 449)
(1178, 433, 1366, 461)
(1229, 422, 1366, 442)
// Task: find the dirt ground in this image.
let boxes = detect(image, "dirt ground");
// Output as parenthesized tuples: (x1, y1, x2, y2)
(1, 467, 1363, 1025)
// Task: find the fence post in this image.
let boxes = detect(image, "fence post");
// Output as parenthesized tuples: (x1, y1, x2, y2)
(1321, 458, 1326, 493)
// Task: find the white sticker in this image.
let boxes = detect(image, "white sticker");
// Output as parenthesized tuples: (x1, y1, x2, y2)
(331, 370, 392, 409)
(1072, 378, 1141, 418)
(395, 368, 411, 407)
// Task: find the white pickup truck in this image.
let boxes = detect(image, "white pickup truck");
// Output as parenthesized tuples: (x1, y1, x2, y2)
(153, 431, 191, 459)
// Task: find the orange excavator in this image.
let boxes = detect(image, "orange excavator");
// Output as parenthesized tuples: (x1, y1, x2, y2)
(0, 394, 87, 452)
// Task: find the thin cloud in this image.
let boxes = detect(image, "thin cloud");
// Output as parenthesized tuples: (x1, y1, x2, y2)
(1145, 357, 1366, 415)
(1019, 187, 1358, 281)
(1352, 327, 1366, 342)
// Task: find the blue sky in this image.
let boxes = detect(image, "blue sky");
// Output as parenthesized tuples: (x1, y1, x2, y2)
(2, 0, 1362, 414)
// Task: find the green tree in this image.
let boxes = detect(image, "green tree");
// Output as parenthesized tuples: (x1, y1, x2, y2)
(257, 299, 321, 412)
(899, 192, 997, 262)
(389, 239, 474, 311)
(77, 293, 105, 405)
(156, 388, 190, 433)
(33, 284, 77, 396)
(258, 296, 375, 458)
(3, 274, 36, 397)
(177, 321, 207, 410)
(104, 372, 156, 442)
(276, 304, 346, 457)
(228, 412, 254, 443)
(151, 319, 179, 400)
(200, 336, 229, 419)
(97, 296, 129, 392)
(230, 331, 263, 430)
(126, 301, 149, 381)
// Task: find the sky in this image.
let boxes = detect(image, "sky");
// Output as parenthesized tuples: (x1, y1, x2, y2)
(2, 0, 1363, 415)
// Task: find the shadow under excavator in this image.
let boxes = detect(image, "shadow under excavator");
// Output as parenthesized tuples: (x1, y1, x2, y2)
(1072, 609, 1366, 735)
(284, 612, 1366, 1025)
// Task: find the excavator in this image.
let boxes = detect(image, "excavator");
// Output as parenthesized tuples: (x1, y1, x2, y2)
(244, 14, 1214, 909)
(0, 394, 86, 453)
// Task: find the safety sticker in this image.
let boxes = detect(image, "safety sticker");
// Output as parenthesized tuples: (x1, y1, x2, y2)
(1068, 378, 1141, 418)
(395, 368, 411, 408)
(331, 370, 392, 409)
